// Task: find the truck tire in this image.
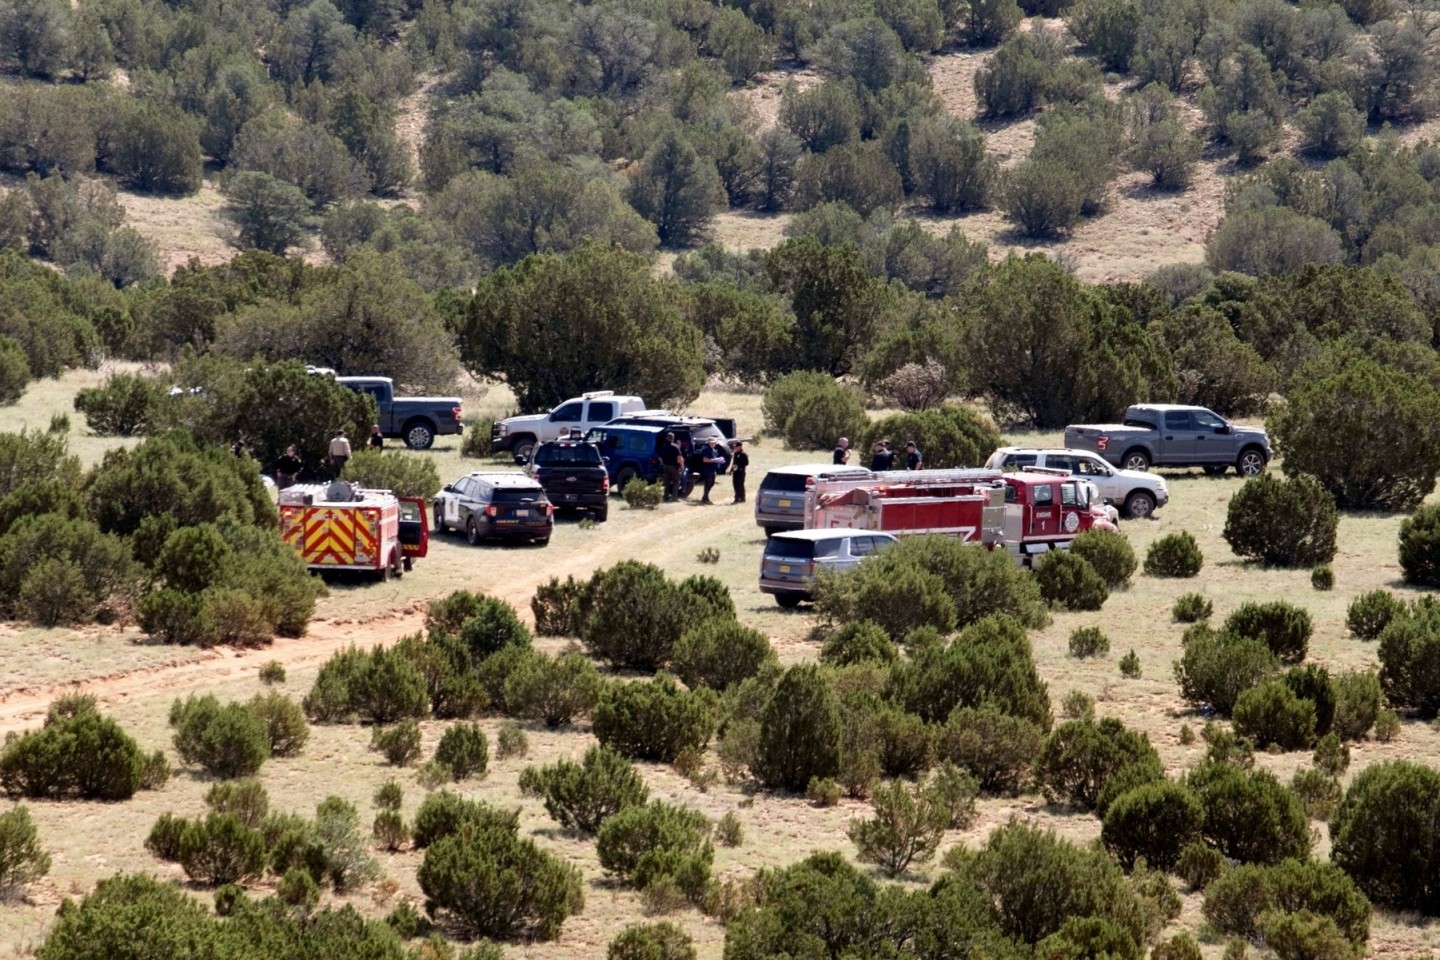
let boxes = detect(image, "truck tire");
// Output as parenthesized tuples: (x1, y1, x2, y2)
(466, 517, 482, 546)
(511, 435, 537, 464)
(615, 465, 638, 491)
(593, 506, 608, 522)
(403, 419, 436, 450)
(1121, 448, 1151, 471)
(1203, 465, 1228, 477)
(1236, 447, 1267, 477)
(1124, 490, 1156, 519)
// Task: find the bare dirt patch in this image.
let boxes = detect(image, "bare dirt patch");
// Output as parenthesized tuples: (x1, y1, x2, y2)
(727, 63, 821, 135)
(121, 182, 233, 274)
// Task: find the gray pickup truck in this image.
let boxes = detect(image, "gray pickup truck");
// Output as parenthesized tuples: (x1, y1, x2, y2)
(1064, 404, 1271, 476)
(336, 376, 464, 450)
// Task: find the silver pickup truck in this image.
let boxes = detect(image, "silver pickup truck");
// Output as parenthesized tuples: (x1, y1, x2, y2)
(1064, 404, 1271, 477)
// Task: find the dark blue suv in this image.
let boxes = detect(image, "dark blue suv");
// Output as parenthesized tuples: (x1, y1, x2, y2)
(586, 424, 696, 494)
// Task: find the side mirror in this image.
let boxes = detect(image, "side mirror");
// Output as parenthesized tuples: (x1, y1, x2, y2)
(1215, 425, 1231, 435)
(443, 484, 455, 493)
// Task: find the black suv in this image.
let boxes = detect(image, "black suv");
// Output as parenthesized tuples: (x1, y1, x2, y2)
(524, 441, 610, 521)
(433, 472, 554, 545)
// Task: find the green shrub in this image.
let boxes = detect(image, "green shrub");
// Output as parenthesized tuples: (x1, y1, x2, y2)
(608, 922, 696, 960)
(1376, 611, 1440, 717)
(596, 801, 712, 898)
(277, 866, 321, 909)
(204, 779, 268, 829)
(1068, 530, 1137, 588)
(1035, 717, 1162, 811)
(806, 776, 841, 806)
(73, 373, 163, 436)
(412, 792, 518, 849)
(530, 575, 593, 637)
(373, 810, 408, 851)
(762, 371, 867, 450)
(340, 450, 440, 500)
(452, 595, 533, 663)
(1332, 671, 1382, 741)
(496, 722, 528, 759)
(1311, 566, 1334, 591)
(502, 652, 603, 727)
(623, 480, 664, 509)
(1202, 860, 1370, 948)
(259, 660, 286, 684)
(581, 561, 692, 670)
(1176, 842, 1225, 891)
(1401, 503, 1440, 587)
(1291, 767, 1342, 820)
(1119, 650, 1141, 678)
(975, 29, 1068, 119)
(856, 405, 1003, 471)
(460, 419, 493, 457)
(245, 692, 308, 758)
(169, 696, 269, 779)
(1173, 592, 1212, 623)
(417, 822, 583, 941)
(1329, 760, 1440, 911)
(0, 805, 50, 898)
(433, 723, 488, 781)
(1068, 626, 1110, 658)
(518, 745, 650, 835)
(1144, 532, 1203, 577)
(1187, 764, 1312, 865)
(370, 720, 422, 767)
(1150, 933, 1203, 960)
(1297, 90, 1366, 158)
(935, 705, 1043, 794)
(1232, 681, 1317, 751)
(1223, 474, 1338, 567)
(1224, 602, 1313, 665)
(1100, 779, 1203, 870)
(592, 677, 715, 763)
(474, 646, 539, 715)
(137, 588, 220, 646)
(0, 707, 145, 801)
(754, 665, 842, 792)
(178, 813, 267, 886)
(672, 620, 776, 690)
(1094, 761, 1167, 821)
(1061, 690, 1095, 721)
(714, 811, 744, 847)
(820, 621, 899, 666)
(1373, 709, 1400, 741)
(1201, 722, 1256, 770)
(847, 778, 949, 877)
(1346, 590, 1403, 640)
(312, 795, 379, 892)
(1035, 550, 1108, 611)
(1173, 626, 1279, 715)
(145, 813, 188, 862)
(888, 614, 1052, 727)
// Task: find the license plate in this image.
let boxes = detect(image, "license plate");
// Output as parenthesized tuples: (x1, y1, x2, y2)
(779, 564, 791, 573)
(565, 494, 576, 500)
(778, 498, 792, 507)
(515, 509, 529, 517)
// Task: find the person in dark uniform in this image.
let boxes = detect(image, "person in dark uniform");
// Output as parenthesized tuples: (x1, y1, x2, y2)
(276, 445, 302, 489)
(368, 424, 383, 450)
(833, 436, 850, 465)
(729, 440, 749, 503)
(698, 437, 727, 504)
(661, 432, 684, 502)
(905, 440, 923, 470)
(870, 440, 893, 471)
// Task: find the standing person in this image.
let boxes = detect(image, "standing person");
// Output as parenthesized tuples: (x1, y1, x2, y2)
(660, 432, 684, 502)
(729, 440, 749, 504)
(833, 436, 850, 465)
(368, 424, 383, 451)
(329, 429, 352, 476)
(699, 437, 727, 505)
(276, 445, 302, 489)
(905, 440, 923, 471)
(870, 440, 893, 472)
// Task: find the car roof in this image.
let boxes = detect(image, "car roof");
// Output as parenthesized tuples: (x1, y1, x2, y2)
(597, 423, 667, 434)
(460, 472, 542, 487)
(771, 529, 899, 542)
(538, 439, 597, 447)
(993, 447, 1103, 457)
(1128, 404, 1206, 412)
(613, 414, 718, 427)
(764, 463, 871, 477)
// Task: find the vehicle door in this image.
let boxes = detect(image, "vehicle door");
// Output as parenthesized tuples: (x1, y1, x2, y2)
(811, 537, 845, 577)
(398, 497, 429, 559)
(355, 383, 392, 429)
(446, 477, 476, 525)
(1074, 453, 1119, 501)
(548, 401, 585, 439)
(1160, 409, 1201, 460)
(585, 400, 616, 428)
(1191, 409, 1233, 463)
(1058, 481, 1087, 535)
(1029, 482, 1059, 537)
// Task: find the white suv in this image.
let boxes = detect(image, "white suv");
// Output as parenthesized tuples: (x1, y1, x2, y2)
(985, 447, 1169, 519)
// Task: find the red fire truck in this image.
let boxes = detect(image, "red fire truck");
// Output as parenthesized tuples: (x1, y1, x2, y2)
(805, 468, 1117, 564)
(278, 482, 429, 579)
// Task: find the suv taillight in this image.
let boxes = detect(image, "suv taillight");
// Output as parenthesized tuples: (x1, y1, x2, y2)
(484, 505, 497, 517)
(602, 476, 610, 493)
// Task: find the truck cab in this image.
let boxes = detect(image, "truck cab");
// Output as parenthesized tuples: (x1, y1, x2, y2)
(999, 471, 1117, 564)
(492, 391, 647, 463)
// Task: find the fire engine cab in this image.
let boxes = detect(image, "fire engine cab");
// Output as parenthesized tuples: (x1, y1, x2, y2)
(805, 468, 1117, 564)
(278, 482, 429, 579)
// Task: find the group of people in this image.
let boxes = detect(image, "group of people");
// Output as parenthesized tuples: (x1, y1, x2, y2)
(833, 437, 923, 471)
(272, 425, 384, 489)
(660, 432, 749, 505)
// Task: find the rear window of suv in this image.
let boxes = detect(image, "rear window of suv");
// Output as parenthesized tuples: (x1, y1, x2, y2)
(492, 487, 545, 503)
(765, 538, 816, 560)
(761, 472, 812, 493)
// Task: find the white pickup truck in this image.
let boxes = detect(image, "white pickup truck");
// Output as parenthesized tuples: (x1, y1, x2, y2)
(491, 391, 647, 463)
(984, 447, 1169, 519)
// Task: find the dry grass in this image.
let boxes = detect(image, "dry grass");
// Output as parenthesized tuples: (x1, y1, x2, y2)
(121, 182, 234, 275)
(8, 367, 1440, 957)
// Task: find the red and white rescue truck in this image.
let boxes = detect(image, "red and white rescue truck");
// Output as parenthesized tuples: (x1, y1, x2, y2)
(804, 467, 1117, 564)
(278, 481, 429, 579)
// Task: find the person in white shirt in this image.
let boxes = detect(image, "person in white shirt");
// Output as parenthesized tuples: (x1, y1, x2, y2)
(329, 430, 352, 475)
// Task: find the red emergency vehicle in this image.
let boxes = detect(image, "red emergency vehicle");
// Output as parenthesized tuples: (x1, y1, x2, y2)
(278, 482, 429, 579)
(805, 468, 1116, 564)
